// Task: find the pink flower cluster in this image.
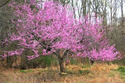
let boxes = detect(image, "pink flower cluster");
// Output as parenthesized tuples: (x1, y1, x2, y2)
(1, 0, 121, 61)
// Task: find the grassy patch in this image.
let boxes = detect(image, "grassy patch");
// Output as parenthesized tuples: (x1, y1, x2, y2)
(66, 69, 90, 76)
(113, 66, 125, 77)
(81, 65, 90, 68)
(117, 66, 125, 76)
(78, 69, 90, 75)
(20, 69, 32, 73)
(79, 81, 84, 83)
(108, 72, 115, 77)
(70, 58, 78, 64)
(20, 70, 27, 73)
(1, 64, 124, 83)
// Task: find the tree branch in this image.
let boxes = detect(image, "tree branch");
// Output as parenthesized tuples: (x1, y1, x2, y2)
(0, 0, 10, 8)
(62, 50, 69, 59)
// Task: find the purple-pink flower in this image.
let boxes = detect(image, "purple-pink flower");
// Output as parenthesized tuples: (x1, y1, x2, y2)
(1, 0, 121, 62)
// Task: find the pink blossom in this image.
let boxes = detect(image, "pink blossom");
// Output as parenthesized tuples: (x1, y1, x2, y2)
(1, 0, 121, 61)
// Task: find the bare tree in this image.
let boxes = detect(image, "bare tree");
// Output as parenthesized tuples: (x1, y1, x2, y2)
(121, 0, 124, 27)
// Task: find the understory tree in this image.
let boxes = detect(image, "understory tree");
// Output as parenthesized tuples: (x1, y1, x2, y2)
(0, 0, 121, 72)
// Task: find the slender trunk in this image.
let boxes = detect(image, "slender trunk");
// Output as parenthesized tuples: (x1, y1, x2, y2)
(95, 1, 98, 18)
(121, 0, 124, 28)
(103, 0, 107, 26)
(110, 0, 112, 25)
(82, 0, 87, 17)
(71, 0, 76, 19)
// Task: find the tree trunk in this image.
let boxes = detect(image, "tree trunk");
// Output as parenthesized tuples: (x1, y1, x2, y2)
(6, 57, 13, 68)
(59, 58, 65, 72)
(121, 0, 124, 28)
(90, 59, 94, 65)
(82, 0, 87, 17)
(56, 50, 68, 73)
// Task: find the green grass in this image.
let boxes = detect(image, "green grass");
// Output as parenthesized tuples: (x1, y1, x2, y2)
(114, 66, 125, 77)
(117, 66, 125, 76)
(70, 58, 78, 64)
(81, 65, 90, 68)
(20, 69, 32, 73)
(66, 69, 90, 75)
(79, 81, 84, 83)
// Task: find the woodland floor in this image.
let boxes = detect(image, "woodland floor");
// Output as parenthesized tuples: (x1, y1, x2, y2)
(0, 63, 125, 83)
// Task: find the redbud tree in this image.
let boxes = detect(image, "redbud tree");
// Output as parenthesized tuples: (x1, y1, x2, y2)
(1, 0, 120, 72)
